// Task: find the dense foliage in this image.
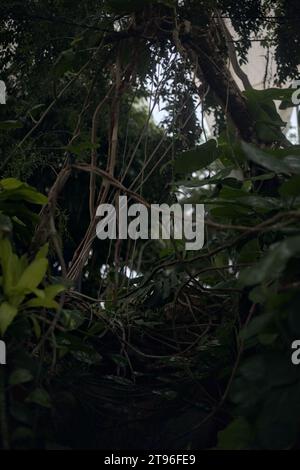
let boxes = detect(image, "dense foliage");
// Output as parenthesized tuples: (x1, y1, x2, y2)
(1, 0, 300, 450)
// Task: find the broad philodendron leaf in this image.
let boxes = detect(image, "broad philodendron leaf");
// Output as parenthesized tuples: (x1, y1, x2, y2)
(266, 146, 300, 158)
(237, 195, 282, 211)
(244, 88, 288, 143)
(282, 155, 300, 174)
(244, 88, 294, 103)
(175, 139, 220, 174)
(241, 142, 295, 174)
(239, 236, 300, 286)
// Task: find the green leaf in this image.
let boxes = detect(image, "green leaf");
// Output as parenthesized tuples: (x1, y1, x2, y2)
(245, 88, 294, 103)
(175, 167, 234, 188)
(237, 195, 281, 212)
(0, 178, 23, 190)
(0, 302, 18, 335)
(0, 121, 23, 130)
(247, 172, 276, 182)
(238, 239, 261, 264)
(26, 284, 64, 309)
(31, 288, 45, 299)
(26, 388, 52, 408)
(239, 355, 266, 382)
(239, 236, 300, 286)
(175, 139, 220, 174)
(258, 332, 278, 345)
(35, 243, 49, 260)
(65, 141, 99, 156)
(282, 155, 300, 175)
(240, 313, 273, 341)
(242, 142, 292, 174)
(279, 175, 300, 197)
(26, 298, 58, 309)
(60, 309, 85, 330)
(0, 179, 48, 205)
(13, 187, 48, 205)
(244, 88, 289, 143)
(53, 49, 75, 77)
(218, 417, 252, 450)
(110, 353, 128, 367)
(43, 284, 65, 298)
(30, 315, 41, 339)
(15, 258, 48, 294)
(0, 239, 24, 295)
(230, 376, 267, 410)
(71, 349, 102, 365)
(256, 383, 300, 449)
(9, 369, 33, 386)
(266, 146, 300, 158)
